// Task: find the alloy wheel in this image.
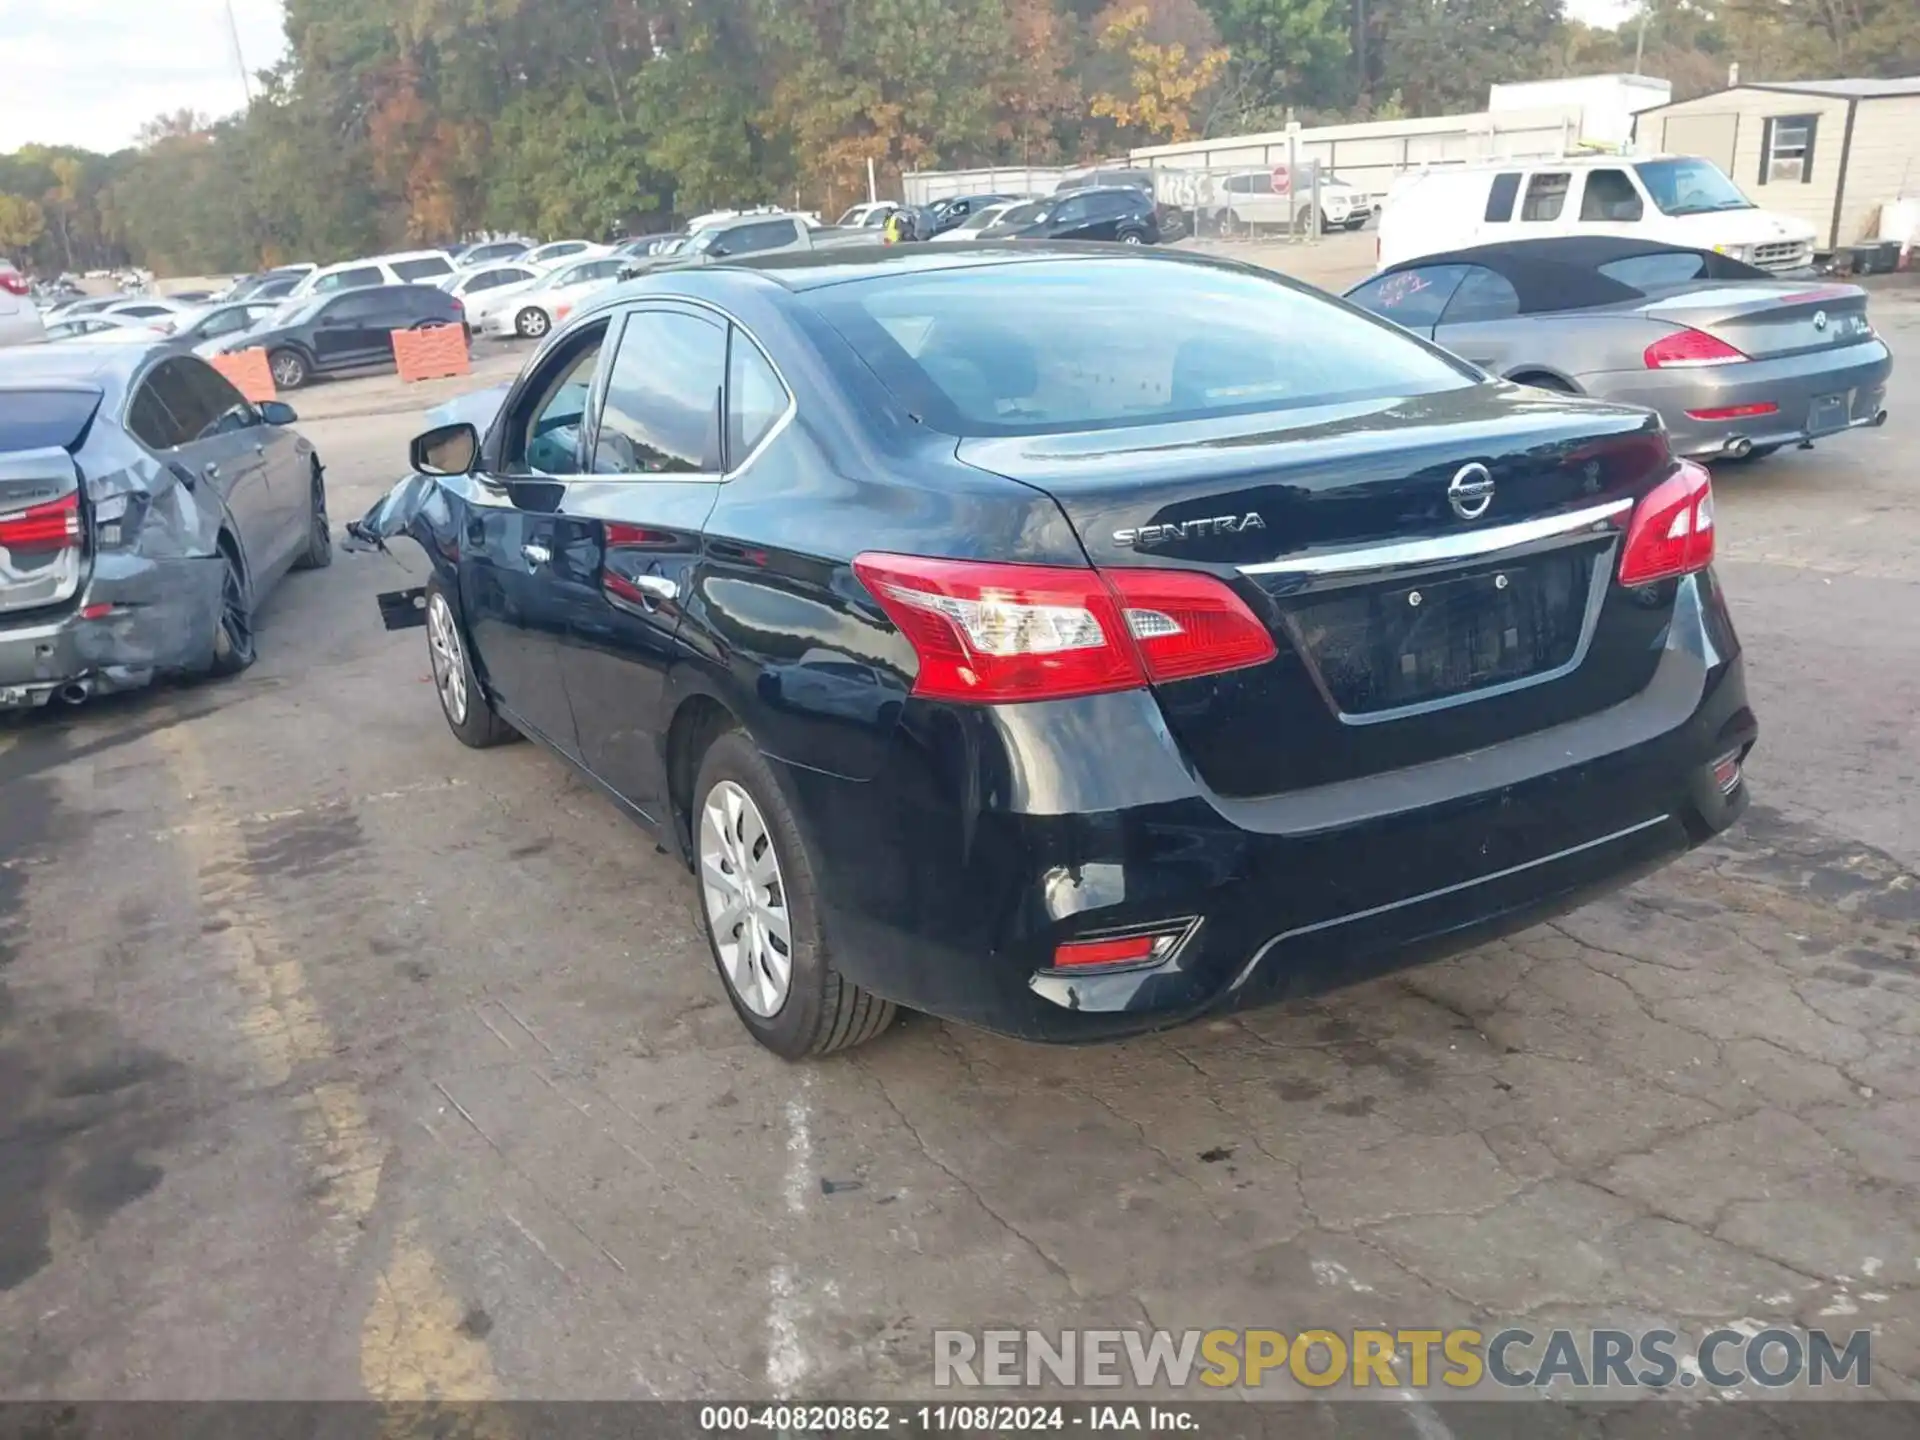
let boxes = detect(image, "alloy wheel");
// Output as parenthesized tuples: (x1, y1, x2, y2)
(1121, 232, 1143, 245)
(426, 591, 469, 725)
(270, 352, 305, 387)
(699, 780, 793, 1017)
(517, 308, 549, 338)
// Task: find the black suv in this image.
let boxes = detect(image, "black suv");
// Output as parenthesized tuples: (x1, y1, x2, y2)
(218, 284, 467, 389)
(978, 186, 1161, 245)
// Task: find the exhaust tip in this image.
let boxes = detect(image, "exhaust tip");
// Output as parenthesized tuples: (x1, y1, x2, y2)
(58, 681, 92, 705)
(1872, 408, 1889, 428)
(1723, 435, 1754, 459)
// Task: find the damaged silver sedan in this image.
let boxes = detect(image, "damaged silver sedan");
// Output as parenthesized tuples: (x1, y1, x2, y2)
(0, 341, 330, 709)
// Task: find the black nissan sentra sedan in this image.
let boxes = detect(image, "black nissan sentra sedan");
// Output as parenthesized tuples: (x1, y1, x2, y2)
(351, 245, 1755, 1059)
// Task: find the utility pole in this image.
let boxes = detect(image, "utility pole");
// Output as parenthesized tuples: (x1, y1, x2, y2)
(1633, 0, 1651, 77)
(225, 0, 254, 104)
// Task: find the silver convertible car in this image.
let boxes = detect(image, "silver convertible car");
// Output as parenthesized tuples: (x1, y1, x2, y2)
(1346, 237, 1891, 462)
(0, 340, 329, 708)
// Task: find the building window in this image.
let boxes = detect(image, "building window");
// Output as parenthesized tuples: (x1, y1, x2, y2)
(1761, 115, 1817, 184)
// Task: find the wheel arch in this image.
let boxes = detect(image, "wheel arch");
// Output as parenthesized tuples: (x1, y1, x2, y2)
(1504, 366, 1584, 394)
(665, 691, 743, 866)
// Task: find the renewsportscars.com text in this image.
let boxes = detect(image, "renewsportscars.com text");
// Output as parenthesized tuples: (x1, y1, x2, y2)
(933, 1327, 1873, 1392)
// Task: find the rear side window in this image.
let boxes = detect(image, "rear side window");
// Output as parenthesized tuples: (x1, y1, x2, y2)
(1484, 173, 1521, 222)
(592, 310, 726, 474)
(0, 389, 102, 451)
(143, 360, 221, 444)
(1598, 253, 1709, 289)
(327, 291, 394, 322)
(127, 382, 180, 449)
(1521, 174, 1571, 222)
(1344, 265, 1470, 330)
(1439, 267, 1521, 325)
(393, 257, 453, 281)
(810, 258, 1474, 438)
(726, 330, 790, 466)
(313, 267, 383, 294)
(1580, 169, 1644, 222)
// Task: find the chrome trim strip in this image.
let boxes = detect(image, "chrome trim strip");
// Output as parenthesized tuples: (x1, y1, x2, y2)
(1227, 814, 1674, 992)
(1239, 498, 1632, 579)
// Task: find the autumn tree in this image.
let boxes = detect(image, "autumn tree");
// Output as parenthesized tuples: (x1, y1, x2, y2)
(1088, 1, 1230, 143)
(0, 194, 44, 258)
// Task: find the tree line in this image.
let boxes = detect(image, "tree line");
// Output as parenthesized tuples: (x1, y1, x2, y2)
(0, 0, 1913, 277)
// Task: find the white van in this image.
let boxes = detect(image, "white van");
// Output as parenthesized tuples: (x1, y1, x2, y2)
(1377, 155, 1818, 274)
(286, 249, 458, 300)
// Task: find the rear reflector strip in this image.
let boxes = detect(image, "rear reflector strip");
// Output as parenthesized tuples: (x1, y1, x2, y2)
(1712, 751, 1743, 794)
(1053, 935, 1159, 969)
(1685, 402, 1779, 422)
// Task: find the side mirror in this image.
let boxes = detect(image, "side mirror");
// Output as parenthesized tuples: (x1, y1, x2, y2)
(411, 421, 480, 477)
(706, 244, 731, 259)
(257, 399, 298, 426)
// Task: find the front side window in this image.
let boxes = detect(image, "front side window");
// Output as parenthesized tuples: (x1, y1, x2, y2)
(726, 329, 790, 467)
(1579, 169, 1644, 223)
(1439, 267, 1521, 325)
(1520, 173, 1570, 222)
(1345, 265, 1470, 331)
(812, 258, 1475, 438)
(726, 221, 799, 255)
(176, 359, 254, 436)
(593, 310, 727, 475)
(1635, 157, 1753, 216)
(510, 329, 606, 476)
(1762, 115, 1818, 184)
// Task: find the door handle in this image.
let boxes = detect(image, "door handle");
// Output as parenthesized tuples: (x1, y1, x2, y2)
(203, 463, 220, 481)
(521, 542, 552, 566)
(629, 574, 678, 602)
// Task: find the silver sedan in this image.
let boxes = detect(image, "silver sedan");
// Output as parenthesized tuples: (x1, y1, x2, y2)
(1346, 237, 1891, 461)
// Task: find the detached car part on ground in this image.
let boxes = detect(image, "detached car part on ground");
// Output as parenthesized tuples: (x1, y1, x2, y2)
(1347, 237, 1892, 462)
(0, 342, 329, 709)
(351, 244, 1756, 1060)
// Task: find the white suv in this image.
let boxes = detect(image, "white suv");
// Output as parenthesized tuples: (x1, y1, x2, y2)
(1, 261, 48, 347)
(285, 250, 458, 300)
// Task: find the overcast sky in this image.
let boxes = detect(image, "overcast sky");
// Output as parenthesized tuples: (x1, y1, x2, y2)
(2, 0, 1639, 156)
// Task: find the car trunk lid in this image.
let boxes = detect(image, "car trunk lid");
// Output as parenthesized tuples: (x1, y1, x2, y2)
(1641, 281, 1874, 361)
(958, 386, 1679, 798)
(0, 447, 87, 617)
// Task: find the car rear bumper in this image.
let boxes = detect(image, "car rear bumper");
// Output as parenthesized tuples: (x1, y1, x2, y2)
(0, 553, 222, 708)
(1585, 339, 1891, 459)
(770, 570, 1754, 1042)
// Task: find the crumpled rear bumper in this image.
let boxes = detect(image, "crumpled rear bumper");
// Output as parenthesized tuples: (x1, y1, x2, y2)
(0, 552, 222, 707)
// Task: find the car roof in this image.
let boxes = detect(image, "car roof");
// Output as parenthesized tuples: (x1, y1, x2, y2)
(1374, 236, 1770, 311)
(614, 242, 1223, 297)
(0, 337, 166, 392)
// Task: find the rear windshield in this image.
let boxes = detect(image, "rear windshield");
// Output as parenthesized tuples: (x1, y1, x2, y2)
(804, 258, 1474, 437)
(394, 256, 454, 280)
(0, 388, 103, 451)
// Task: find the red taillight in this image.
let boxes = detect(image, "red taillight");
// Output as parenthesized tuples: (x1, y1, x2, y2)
(1618, 460, 1714, 587)
(1643, 329, 1747, 369)
(1685, 401, 1778, 422)
(0, 492, 81, 554)
(0, 272, 27, 297)
(852, 553, 1276, 704)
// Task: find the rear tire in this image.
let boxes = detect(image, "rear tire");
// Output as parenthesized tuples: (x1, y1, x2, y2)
(267, 348, 308, 390)
(293, 463, 331, 570)
(692, 731, 896, 1059)
(425, 579, 518, 748)
(515, 307, 550, 339)
(208, 541, 255, 677)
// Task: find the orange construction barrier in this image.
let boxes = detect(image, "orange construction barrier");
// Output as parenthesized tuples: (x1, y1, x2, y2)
(210, 348, 277, 404)
(393, 324, 472, 384)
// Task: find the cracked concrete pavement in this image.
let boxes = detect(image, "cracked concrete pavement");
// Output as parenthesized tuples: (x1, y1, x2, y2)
(0, 284, 1916, 1419)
